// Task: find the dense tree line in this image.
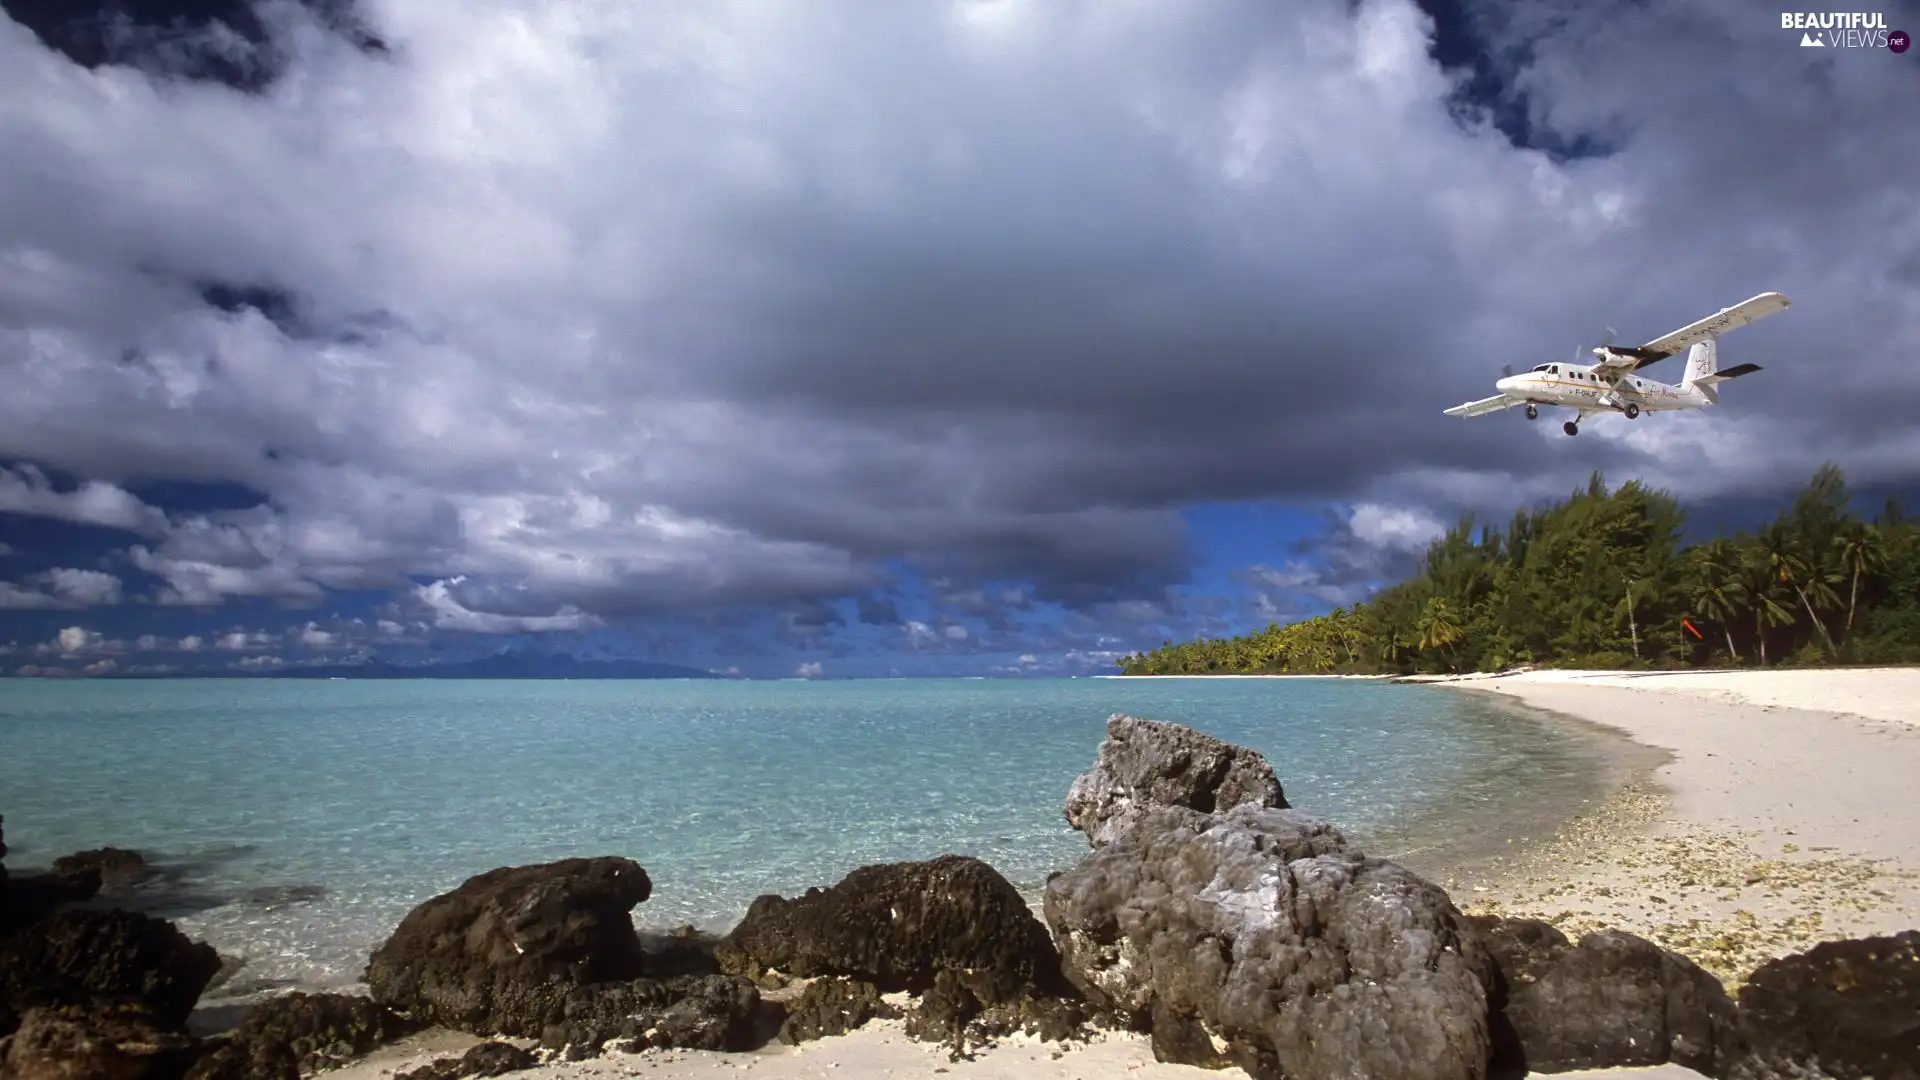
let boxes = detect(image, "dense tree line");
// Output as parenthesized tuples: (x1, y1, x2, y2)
(1119, 465, 1920, 675)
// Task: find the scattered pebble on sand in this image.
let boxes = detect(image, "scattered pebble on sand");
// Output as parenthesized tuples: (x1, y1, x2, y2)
(1458, 780, 1920, 987)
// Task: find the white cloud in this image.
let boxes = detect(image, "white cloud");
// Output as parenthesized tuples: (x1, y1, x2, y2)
(0, 568, 124, 608)
(291, 621, 337, 647)
(412, 577, 604, 633)
(0, 0, 1911, 635)
(0, 466, 169, 537)
(42, 568, 123, 606)
(0, 582, 61, 609)
(177, 634, 204, 651)
(55, 626, 102, 656)
(795, 660, 824, 678)
(1347, 504, 1447, 556)
(215, 630, 275, 651)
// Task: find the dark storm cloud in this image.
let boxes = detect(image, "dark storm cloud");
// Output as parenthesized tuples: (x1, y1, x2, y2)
(1, 0, 1915, 631)
(0, 0, 386, 91)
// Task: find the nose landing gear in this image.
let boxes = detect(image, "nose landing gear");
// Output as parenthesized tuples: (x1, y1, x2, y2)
(1563, 421, 1579, 436)
(1524, 404, 1539, 420)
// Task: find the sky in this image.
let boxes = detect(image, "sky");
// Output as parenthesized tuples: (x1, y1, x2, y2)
(1, 0, 1917, 678)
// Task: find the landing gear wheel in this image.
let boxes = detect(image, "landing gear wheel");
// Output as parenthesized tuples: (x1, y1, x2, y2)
(1525, 404, 1538, 420)
(1624, 403, 1640, 419)
(1563, 421, 1579, 436)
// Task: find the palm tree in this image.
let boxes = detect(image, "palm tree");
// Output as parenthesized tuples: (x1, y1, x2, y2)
(1690, 540, 1747, 662)
(1758, 525, 1839, 657)
(1833, 525, 1886, 645)
(1416, 596, 1463, 671)
(1739, 547, 1796, 666)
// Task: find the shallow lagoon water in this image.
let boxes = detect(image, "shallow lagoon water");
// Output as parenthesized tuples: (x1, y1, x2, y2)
(0, 676, 1616, 997)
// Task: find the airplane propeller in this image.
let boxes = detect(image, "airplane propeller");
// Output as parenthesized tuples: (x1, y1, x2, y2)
(1575, 328, 1620, 362)
(1501, 363, 1514, 378)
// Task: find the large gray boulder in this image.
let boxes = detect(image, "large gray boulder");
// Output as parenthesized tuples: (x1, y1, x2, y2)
(1064, 715, 1287, 848)
(1044, 800, 1495, 1080)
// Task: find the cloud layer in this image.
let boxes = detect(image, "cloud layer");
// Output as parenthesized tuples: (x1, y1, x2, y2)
(2, 0, 1916, 669)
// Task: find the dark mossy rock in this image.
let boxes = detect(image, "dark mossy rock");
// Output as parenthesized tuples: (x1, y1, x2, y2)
(1464, 914, 1743, 1076)
(1729, 930, 1920, 1080)
(536, 973, 771, 1055)
(395, 1040, 540, 1080)
(1, 908, 221, 1029)
(715, 854, 1069, 1008)
(363, 857, 651, 1036)
(184, 992, 420, 1080)
(0, 1002, 203, 1080)
(901, 969, 1095, 1062)
(777, 978, 898, 1044)
(53, 848, 159, 891)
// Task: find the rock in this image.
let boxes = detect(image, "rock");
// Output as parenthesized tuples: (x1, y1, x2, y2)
(715, 854, 1068, 1009)
(395, 1041, 539, 1080)
(901, 971, 1096, 1061)
(1063, 715, 1287, 849)
(180, 1039, 298, 1080)
(1729, 930, 1920, 1080)
(0, 1003, 203, 1080)
(901, 970, 982, 1056)
(363, 857, 651, 1035)
(185, 992, 419, 1079)
(1464, 915, 1742, 1076)
(1, 908, 222, 1029)
(1, 867, 104, 936)
(535, 973, 770, 1054)
(637, 924, 722, 978)
(1044, 802, 1493, 1080)
(778, 978, 898, 1044)
(53, 848, 158, 891)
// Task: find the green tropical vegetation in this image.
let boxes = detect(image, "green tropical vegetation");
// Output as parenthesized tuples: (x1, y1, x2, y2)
(1118, 464, 1920, 675)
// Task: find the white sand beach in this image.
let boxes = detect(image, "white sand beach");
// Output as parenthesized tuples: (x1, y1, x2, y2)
(329, 667, 1920, 1080)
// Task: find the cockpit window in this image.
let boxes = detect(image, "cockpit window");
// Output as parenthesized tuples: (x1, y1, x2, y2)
(1549, 365, 1559, 375)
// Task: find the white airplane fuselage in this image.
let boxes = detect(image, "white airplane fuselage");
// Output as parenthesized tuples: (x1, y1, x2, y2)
(1492, 365, 1706, 415)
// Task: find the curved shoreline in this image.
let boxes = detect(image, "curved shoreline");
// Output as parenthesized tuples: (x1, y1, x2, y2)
(1427, 669, 1920, 988)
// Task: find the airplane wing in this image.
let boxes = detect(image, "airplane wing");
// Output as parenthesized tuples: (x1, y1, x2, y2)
(1600, 292, 1792, 372)
(1445, 394, 1523, 418)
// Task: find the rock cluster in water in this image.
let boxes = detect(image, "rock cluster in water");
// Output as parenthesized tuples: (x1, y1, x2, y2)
(5, 717, 1919, 1080)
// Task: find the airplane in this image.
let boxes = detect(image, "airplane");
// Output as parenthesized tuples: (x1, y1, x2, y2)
(1444, 292, 1791, 436)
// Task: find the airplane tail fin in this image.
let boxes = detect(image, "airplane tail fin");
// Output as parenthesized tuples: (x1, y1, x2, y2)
(1686, 337, 1762, 403)
(1681, 338, 1717, 386)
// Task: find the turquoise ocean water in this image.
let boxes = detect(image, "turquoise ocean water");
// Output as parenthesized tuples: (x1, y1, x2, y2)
(0, 677, 1612, 1001)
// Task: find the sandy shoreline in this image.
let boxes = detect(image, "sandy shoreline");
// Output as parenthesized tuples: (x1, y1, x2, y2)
(323, 667, 1920, 1080)
(1433, 668, 1920, 985)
